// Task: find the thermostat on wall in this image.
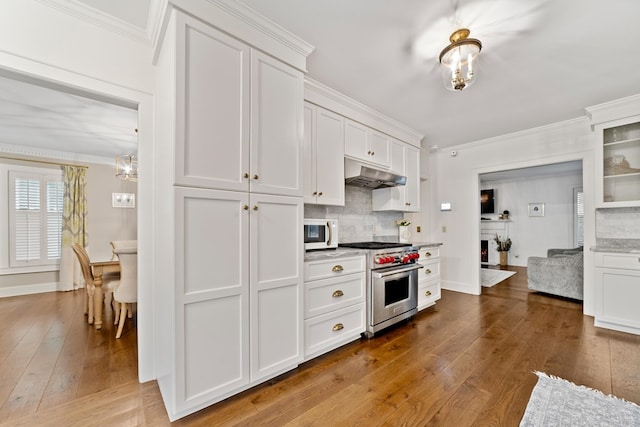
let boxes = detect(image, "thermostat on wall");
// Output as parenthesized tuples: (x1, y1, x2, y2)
(440, 202, 452, 211)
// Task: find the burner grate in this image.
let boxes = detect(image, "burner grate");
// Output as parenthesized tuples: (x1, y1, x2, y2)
(339, 242, 413, 250)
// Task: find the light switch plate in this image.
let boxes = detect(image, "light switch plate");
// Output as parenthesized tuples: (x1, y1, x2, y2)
(112, 193, 135, 208)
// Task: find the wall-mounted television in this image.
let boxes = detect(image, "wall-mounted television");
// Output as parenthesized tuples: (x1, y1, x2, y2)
(480, 189, 495, 214)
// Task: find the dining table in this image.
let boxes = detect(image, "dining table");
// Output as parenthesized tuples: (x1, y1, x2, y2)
(90, 259, 120, 330)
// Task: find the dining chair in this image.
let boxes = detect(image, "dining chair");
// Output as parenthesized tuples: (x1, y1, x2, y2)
(113, 247, 138, 338)
(110, 240, 138, 260)
(72, 243, 121, 325)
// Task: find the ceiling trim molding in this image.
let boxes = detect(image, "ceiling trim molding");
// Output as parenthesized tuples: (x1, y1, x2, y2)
(159, 0, 314, 71)
(35, 0, 152, 44)
(304, 77, 424, 147)
(585, 93, 640, 127)
(0, 142, 113, 166)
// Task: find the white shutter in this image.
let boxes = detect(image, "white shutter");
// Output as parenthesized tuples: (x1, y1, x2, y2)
(574, 188, 584, 247)
(9, 170, 63, 268)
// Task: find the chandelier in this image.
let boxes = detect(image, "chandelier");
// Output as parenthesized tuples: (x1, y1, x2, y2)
(439, 28, 482, 91)
(115, 154, 138, 181)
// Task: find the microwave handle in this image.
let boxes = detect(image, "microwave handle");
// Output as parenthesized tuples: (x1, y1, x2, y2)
(372, 264, 423, 278)
(326, 221, 334, 247)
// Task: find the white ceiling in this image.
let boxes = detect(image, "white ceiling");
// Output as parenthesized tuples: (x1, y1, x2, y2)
(2, 0, 639, 162)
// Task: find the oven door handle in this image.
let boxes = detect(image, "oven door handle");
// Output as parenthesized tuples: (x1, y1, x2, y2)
(372, 264, 423, 278)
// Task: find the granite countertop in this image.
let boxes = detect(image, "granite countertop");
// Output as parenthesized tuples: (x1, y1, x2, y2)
(590, 238, 640, 253)
(411, 242, 443, 248)
(304, 248, 367, 262)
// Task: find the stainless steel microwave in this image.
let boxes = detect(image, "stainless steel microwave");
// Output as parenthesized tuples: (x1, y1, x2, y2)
(304, 219, 338, 251)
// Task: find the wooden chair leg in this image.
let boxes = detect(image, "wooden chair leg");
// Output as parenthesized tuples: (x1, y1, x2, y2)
(116, 303, 127, 339)
(87, 286, 95, 325)
(113, 300, 121, 325)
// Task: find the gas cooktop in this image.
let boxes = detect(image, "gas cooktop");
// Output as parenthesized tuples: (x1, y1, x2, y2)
(339, 242, 413, 250)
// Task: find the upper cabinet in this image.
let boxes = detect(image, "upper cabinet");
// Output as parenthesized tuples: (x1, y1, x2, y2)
(174, 17, 303, 197)
(587, 95, 640, 207)
(372, 142, 420, 212)
(344, 118, 390, 168)
(303, 102, 345, 205)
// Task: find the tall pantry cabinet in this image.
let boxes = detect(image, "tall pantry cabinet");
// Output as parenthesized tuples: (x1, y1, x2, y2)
(153, 3, 312, 421)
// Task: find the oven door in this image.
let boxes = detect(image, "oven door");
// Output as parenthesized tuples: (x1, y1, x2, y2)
(370, 264, 422, 326)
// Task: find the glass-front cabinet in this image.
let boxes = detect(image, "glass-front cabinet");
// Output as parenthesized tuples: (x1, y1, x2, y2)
(587, 95, 640, 207)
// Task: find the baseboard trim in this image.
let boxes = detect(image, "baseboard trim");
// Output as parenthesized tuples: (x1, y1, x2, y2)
(0, 282, 58, 298)
(442, 280, 480, 296)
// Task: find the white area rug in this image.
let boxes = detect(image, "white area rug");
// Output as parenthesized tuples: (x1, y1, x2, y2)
(520, 371, 640, 426)
(481, 269, 516, 287)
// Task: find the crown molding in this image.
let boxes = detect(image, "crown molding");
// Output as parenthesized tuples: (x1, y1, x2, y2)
(585, 93, 640, 126)
(0, 142, 113, 166)
(35, 0, 154, 44)
(304, 77, 424, 147)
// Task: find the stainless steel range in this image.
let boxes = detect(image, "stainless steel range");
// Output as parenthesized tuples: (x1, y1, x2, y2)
(339, 242, 422, 338)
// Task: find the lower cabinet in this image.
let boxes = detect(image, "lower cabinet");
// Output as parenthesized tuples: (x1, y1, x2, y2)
(303, 255, 366, 360)
(170, 187, 303, 418)
(417, 246, 442, 310)
(594, 251, 640, 335)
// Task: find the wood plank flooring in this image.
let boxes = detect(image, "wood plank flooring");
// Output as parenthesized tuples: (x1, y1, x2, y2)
(1, 266, 638, 426)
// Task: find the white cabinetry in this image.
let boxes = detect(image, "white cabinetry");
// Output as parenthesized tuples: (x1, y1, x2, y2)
(587, 95, 640, 207)
(344, 118, 390, 168)
(174, 15, 303, 197)
(303, 102, 345, 205)
(155, 6, 308, 420)
(372, 143, 420, 212)
(303, 255, 366, 360)
(594, 251, 640, 335)
(416, 246, 441, 310)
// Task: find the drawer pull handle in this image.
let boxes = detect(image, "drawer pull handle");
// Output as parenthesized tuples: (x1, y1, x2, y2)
(425, 269, 432, 274)
(332, 323, 344, 332)
(425, 290, 432, 297)
(424, 252, 431, 257)
(332, 265, 344, 272)
(332, 290, 344, 298)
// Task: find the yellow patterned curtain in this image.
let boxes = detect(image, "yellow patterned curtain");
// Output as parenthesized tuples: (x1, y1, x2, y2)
(58, 166, 88, 291)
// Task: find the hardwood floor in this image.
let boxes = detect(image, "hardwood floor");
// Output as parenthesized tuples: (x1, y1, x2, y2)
(1, 267, 639, 426)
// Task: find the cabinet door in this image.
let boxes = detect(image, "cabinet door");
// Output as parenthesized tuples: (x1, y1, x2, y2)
(174, 187, 250, 412)
(251, 51, 304, 197)
(315, 107, 345, 206)
(367, 130, 390, 167)
(344, 118, 369, 161)
(389, 140, 405, 175)
(403, 146, 420, 212)
(303, 102, 317, 203)
(175, 15, 250, 191)
(249, 194, 303, 382)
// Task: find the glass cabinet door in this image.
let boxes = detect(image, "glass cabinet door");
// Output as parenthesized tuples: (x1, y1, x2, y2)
(602, 121, 640, 204)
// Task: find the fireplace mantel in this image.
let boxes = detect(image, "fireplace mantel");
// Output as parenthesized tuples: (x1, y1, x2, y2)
(480, 220, 511, 265)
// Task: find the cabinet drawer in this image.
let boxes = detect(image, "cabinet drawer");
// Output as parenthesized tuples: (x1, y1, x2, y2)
(304, 255, 365, 281)
(418, 279, 441, 310)
(304, 303, 365, 360)
(305, 274, 365, 318)
(418, 247, 440, 260)
(418, 259, 440, 281)
(595, 252, 640, 271)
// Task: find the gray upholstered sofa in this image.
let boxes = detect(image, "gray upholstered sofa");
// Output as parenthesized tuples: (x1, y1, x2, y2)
(527, 247, 584, 300)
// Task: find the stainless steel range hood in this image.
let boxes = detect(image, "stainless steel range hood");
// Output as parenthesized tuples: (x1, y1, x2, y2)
(344, 158, 406, 189)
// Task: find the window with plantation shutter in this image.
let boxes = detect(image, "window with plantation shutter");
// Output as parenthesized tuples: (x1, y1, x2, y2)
(9, 170, 63, 267)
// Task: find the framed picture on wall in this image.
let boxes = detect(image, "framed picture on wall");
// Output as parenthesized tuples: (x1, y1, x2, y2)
(528, 202, 545, 217)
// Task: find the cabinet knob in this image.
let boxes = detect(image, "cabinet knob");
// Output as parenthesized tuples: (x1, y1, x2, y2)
(253, 205, 259, 211)
(243, 205, 249, 210)
(332, 265, 344, 272)
(332, 290, 344, 298)
(425, 269, 431, 275)
(312, 191, 317, 196)
(367, 150, 372, 155)
(332, 323, 344, 332)
(243, 173, 249, 179)
(253, 174, 259, 180)
(425, 290, 432, 297)
(424, 252, 431, 257)
(371, 151, 375, 156)
(318, 191, 323, 196)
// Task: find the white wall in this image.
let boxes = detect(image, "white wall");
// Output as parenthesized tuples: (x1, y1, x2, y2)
(480, 170, 583, 267)
(429, 117, 596, 315)
(0, 0, 156, 381)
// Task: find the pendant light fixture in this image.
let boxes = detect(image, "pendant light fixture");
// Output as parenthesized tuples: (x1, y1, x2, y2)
(115, 154, 138, 181)
(439, 28, 482, 91)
